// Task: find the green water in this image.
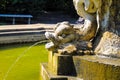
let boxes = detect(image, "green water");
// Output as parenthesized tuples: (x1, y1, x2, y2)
(0, 43, 48, 80)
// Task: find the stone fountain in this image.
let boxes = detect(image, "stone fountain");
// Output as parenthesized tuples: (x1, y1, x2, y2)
(41, 0, 120, 80)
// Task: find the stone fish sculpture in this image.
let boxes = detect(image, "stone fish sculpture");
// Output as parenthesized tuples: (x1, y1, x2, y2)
(45, 21, 94, 55)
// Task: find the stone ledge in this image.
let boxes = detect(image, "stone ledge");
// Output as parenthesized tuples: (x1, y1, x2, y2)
(73, 55, 120, 80)
(50, 54, 76, 76)
(40, 63, 83, 80)
(47, 52, 120, 80)
(0, 34, 46, 44)
(0, 24, 54, 44)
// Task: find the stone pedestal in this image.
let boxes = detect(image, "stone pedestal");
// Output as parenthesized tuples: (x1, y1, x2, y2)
(48, 52, 76, 75)
(41, 52, 120, 80)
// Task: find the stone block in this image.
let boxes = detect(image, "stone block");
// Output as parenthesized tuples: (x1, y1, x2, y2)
(48, 52, 76, 76)
(45, 52, 120, 80)
(52, 54, 76, 75)
(73, 55, 120, 80)
(48, 51, 54, 71)
(41, 63, 82, 80)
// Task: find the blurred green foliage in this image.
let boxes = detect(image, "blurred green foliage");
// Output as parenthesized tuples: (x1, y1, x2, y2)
(0, 0, 76, 16)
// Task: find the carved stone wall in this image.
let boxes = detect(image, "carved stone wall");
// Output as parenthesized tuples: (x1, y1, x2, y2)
(113, 0, 120, 24)
(100, 0, 120, 30)
(94, 0, 120, 58)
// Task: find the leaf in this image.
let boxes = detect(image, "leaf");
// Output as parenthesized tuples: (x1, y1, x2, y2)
(12, 0, 19, 4)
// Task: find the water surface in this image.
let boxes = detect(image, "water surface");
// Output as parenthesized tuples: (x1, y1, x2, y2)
(0, 43, 48, 80)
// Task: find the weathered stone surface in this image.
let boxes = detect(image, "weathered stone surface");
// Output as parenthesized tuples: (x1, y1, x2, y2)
(41, 55, 120, 80)
(41, 63, 82, 80)
(73, 55, 120, 80)
(95, 31, 120, 58)
(52, 54, 76, 75)
(45, 0, 120, 58)
(41, 63, 68, 80)
(93, 0, 120, 58)
(0, 24, 54, 44)
(48, 51, 54, 71)
(45, 18, 97, 54)
(42, 0, 120, 80)
(73, 0, 120, 58)
(48, 52, 76, 76)
(0, 34, 45, 44)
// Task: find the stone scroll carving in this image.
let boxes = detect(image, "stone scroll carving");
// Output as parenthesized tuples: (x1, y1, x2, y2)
(45, 0, 99, 55)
